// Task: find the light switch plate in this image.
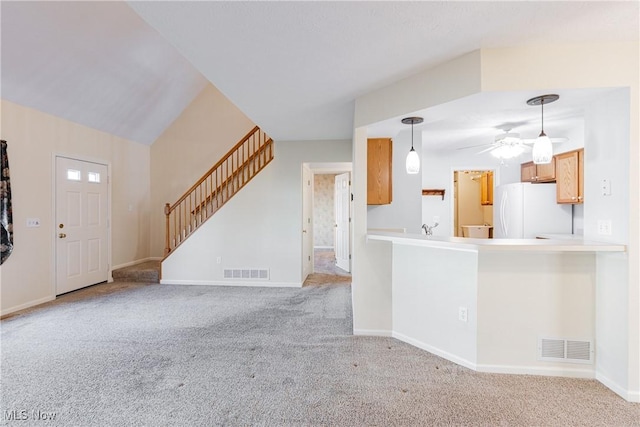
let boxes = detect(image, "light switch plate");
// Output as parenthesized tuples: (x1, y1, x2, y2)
(601, 179, 612, 196)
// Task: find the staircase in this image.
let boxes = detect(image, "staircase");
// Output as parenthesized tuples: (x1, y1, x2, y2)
(112, 261, 160, 283)
(164, 126, 273, 256)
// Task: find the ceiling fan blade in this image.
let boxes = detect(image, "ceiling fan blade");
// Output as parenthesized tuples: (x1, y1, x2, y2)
(476, 146, 497, 154)
(456, 143, 494, 151)
(522, 137, 569, 144)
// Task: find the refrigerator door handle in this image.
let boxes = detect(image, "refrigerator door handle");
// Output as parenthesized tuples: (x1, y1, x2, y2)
(501, 191, 508, 237)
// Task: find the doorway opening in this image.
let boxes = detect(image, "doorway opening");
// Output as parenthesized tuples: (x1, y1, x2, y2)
(302, 162, 352, 284)
(453, 169, 495, 238)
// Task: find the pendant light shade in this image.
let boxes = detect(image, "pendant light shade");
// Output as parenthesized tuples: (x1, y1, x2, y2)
(402, 116, 423, 174)
(406, 147, 420, 174)
(532, 132, 553, 164)
(527, 94, 559, 165)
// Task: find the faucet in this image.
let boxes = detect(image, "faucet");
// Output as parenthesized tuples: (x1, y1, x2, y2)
(422, 222, 439, 236)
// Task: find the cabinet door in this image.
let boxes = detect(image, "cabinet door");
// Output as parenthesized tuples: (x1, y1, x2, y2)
(367, 138, 392, 205)
(536, 157, 556, 182)
(556, 150, 580, 203)
(521, 162, 537, 182)
(481, 171, 493, 205)
(577, 148, 584, 203)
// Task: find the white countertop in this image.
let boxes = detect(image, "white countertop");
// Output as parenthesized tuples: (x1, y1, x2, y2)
(367, 231, 626, 253)
(536, 233, 584, 240)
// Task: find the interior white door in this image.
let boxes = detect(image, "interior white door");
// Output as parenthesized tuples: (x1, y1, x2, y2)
(301, 165, 313, 280)
(56, 157, 109, 295)
(334, 172, 351, 272)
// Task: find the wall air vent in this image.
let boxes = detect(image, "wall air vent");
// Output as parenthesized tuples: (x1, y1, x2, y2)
(223, 268, 269, 280)
(538, 337, 593, 364)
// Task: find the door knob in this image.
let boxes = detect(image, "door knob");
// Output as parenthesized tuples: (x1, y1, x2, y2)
(59, 233, 67, 238)
(302, 229, 307, 233)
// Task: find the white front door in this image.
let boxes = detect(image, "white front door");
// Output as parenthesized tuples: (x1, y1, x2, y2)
(55, 157, 109, 295)
(334, 172, 351, 272)
(301, 165, 313, 281)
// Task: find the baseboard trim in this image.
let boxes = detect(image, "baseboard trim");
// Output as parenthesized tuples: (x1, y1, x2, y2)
(314, 246, 334, 250)
(353, 329, 392, 337)
(1, 295, 56, 317)
(476, 363, 594, 378)
(111, 257, 162, 271)
(597, 371, 640, 402)
(392, 331, 478, 371)
(159, 279, 302, 288)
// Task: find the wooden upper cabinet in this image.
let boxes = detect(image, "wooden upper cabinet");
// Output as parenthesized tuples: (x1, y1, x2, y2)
(367, 138, 393, 205)
(536, 159, 556, 182)
(521, 158, 556, 183)
(481, 171, 493, 205)
(556, 149, 584, 204)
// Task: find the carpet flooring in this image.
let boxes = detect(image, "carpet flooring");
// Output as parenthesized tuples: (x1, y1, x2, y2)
(1, 278, 639, 426)
(112, 261, 161, 283)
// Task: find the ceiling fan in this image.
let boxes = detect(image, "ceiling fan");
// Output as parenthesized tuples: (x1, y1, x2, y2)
(457, 94, 569, 162)
(458, 129, 568, 161)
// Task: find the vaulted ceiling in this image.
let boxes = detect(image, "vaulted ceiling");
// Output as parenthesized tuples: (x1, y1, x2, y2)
(2, 1, 638, 146)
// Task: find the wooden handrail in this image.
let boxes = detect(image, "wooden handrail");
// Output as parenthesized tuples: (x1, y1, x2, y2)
(164, 126, 273, 256)
(169, 126, 260, 211)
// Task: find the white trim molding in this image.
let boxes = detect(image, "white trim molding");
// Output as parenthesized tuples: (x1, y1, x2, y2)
(1, 295, 56, 317)
(597, 371, 640, 402)
(476, 364, 594, 379)
(159, 279, 302, 288)
(353, 329, 393, 337)
(392, 331, 478, 371)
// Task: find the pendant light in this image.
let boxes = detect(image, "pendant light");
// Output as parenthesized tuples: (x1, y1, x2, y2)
(402, 116, 423, 174)
(527, 94, 559, 165)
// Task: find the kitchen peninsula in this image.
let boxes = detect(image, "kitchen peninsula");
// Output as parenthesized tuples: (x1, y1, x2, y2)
(367, 231, 625, 378)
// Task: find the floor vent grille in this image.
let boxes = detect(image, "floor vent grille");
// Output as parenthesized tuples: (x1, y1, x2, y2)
(538, 337, 593, 364)
(223, 269, 269, 280)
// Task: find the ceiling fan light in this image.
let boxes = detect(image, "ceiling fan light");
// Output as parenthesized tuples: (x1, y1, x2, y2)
(406, 147, 420, 174)
(491, 144, 524, 160)
(532, 133, 553, 164)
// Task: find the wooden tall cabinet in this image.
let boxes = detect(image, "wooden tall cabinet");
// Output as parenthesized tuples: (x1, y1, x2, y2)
(367, 138, 393, 205)
(556, 148, 584, 204)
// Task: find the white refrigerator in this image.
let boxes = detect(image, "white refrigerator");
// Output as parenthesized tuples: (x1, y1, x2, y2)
(493, 182, 572, 238)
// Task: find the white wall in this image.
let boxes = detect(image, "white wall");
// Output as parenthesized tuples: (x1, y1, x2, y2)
(0, 100, 151, 315)
(583, 89, 630, 244)
(581, 88, 634, 398)
(392, 244, 478, 368)
(477, 251, 596, 375)
(161, 139, 352, 286)
(150, 84, 255, 257)
(367, 130, 422, 234)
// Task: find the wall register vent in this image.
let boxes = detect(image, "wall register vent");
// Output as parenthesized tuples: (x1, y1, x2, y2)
(538, 337, 593, 364)
(223, 269, 269, 280)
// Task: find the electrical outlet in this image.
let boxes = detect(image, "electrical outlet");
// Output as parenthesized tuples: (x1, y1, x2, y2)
(597, 220, 612, 236)
(458, 307, 468, 322)
(216, 257, 222, 264)
(26, 218, 41, 227)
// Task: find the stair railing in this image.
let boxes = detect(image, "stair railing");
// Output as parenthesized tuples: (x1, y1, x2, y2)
(164, 126, 273, 255)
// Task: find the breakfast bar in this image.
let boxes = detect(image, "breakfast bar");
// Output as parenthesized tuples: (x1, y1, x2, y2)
(367, 231, 626, 378)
